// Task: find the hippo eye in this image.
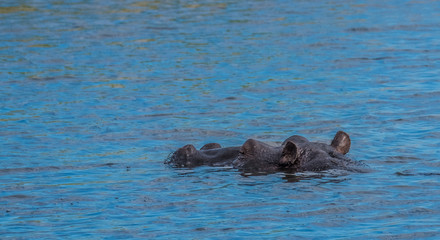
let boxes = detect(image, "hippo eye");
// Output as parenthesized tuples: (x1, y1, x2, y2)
(329, 151, 338, 158)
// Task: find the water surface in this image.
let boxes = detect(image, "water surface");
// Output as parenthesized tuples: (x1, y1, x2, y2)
(1, 0, 440, 238)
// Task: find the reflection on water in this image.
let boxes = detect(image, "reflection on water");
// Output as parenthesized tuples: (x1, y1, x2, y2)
(1, 0, 440, 238)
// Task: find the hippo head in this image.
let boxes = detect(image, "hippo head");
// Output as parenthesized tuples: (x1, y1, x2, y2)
(234, 131, 354, 172)
(232, 137, 302, 172)
(279, 131, 353, 172)
(167, 144, 202, 167)
(233, 139, 282, 172)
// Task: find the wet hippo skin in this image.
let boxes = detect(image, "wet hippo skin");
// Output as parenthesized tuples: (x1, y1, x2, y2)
(166, 131, 364, 173)
(168, 143, 240, 168)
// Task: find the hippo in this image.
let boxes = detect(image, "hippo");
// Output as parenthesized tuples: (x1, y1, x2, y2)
(166, 131, 364, 173)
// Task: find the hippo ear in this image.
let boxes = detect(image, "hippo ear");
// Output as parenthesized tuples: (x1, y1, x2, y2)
(279, 141, 299, 165)
(200, 143, 221, 150)
(331, 131, 351, 155)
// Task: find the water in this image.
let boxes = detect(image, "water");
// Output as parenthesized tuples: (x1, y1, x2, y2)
(1, 0, 440, 238)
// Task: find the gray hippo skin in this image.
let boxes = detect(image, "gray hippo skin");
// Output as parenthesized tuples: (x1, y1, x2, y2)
(234, 131, 357, 172)
(167, 143, 240, 168)
(167, 131, 363, 173)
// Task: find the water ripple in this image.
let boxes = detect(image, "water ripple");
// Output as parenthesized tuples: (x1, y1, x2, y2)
(2, 0, 440, 239)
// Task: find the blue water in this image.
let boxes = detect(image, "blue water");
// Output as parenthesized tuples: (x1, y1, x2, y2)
(1, 0, 440, 238)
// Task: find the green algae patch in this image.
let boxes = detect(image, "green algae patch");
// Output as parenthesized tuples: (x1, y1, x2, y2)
(0, 5, 37, 14)
(83, 83, 126, 89)
(28, 44, 55, 48)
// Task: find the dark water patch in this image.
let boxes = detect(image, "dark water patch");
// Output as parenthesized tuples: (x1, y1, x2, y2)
(335, 56, 395, 62)
(144, 26, 178, 31)
(284, 172, 351, 184)
(346, 26, 380, 32)
(386, 156, 422, 164)
(116, 110, 243, 121)
(0, 163, 121, 175)
(381, 48, 440, 54)
(346, 24, 438, 33)
(28, 75, 76, 82)
(396, 170, 440, 177)
(0, 194, 34, 200)
(391, 64, 435, 69)
(379, 232, 440, 240)
(406, 91, 440, 99)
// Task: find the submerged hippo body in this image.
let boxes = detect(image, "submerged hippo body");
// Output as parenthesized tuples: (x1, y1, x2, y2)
(166, 131, 364, 173)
